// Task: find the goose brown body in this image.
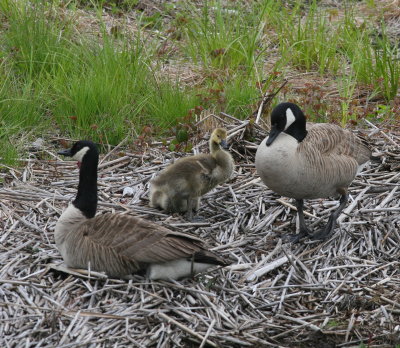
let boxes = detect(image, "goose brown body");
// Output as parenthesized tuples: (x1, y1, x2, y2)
(149, 128, 234, 216)
(55, 210, 223, 278)
(55, 140, 228, 280)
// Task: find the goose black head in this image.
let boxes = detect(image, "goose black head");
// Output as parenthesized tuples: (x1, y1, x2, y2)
(58, 140, 99, 167)
(266, 102, 308, 146)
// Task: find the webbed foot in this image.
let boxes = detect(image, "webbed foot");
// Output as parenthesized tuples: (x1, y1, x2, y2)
(311, 216, 336, 241)
(283, 228, 311, 244)
(190, 215, 206, 222)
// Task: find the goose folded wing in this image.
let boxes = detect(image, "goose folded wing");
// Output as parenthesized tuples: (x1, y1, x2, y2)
(305, 124, 370, 160)
(78, 213, 206, 264)
(175, 155, 216, 176)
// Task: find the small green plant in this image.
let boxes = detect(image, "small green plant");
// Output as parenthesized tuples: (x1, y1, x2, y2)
(140, 12, 163, 30)
(372, 35, 400, 101)
(223, 76, 261, 118)
(369, 103, 397, 122)
(337, 65, 358, 126)
(0, 134, 19, 166)
(325, 319, 342, 328)
(166, 107, 200, 152)
(365, 0, 376, 8)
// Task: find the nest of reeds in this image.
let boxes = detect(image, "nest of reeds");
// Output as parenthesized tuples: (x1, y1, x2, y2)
(0, 112, 399, 347)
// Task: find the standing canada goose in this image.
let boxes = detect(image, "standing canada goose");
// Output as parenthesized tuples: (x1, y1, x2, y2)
(255, 102, 372, 242)
(55, 140, 228, 280)
(149, 128, 234, 220)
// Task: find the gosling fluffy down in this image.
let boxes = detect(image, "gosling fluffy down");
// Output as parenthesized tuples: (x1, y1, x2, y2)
(55, 140, 228, 280)
(255, 102, 372, 241)
(149, 128, 234, 219)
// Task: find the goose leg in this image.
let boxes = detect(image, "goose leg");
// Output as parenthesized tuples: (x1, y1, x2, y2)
(185, 198, 194, 221)
(312, 192, 348, 240)
(286, 199, 312, 243)
(184, 197, 205, 222)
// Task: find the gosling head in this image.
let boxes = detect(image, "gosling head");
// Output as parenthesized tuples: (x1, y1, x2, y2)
(266, 102, 307, 146)
(210, 128, 228, 149)
(58, 140, 99, 168)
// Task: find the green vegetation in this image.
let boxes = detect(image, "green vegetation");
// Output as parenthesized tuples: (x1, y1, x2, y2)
(0, 0, 399, 164)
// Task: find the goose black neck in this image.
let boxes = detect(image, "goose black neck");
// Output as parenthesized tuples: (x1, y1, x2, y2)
(284, 122, 308, 142)
(73, 152, 98, 218)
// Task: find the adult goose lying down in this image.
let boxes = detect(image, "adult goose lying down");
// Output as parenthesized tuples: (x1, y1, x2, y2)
(55, 140, 228, 280)
(149, 128, 234, 220)
(255, 102, 372, 242)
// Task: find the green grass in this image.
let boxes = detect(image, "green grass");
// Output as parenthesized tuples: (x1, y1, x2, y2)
(0, 57, 44, 165)
(1, 0, 74, 82)
(0, 0, 399, 164)
(339, 14, 400, 102)
(50, 34, 150, 142)
(276, 1, 342, 74)
(146, 81, 201, 129)
(180, 0, 267, 71)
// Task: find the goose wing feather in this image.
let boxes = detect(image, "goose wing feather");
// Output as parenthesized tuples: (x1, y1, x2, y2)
(296, 124, 372, 193)
(76, 213, 206, 264)
(303, 123, 371, 163)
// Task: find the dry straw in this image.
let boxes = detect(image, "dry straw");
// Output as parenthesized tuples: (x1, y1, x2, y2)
(0, 113, 399, 347)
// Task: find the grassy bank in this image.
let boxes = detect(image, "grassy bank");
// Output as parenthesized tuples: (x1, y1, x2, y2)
(0, 0, 399, 164)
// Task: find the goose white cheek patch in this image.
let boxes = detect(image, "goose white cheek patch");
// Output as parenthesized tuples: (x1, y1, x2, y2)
(72, 146, 90, 162)
(285, 108, 296, 130)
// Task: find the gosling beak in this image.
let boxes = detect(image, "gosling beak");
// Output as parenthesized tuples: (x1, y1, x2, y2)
(220, 139, 228, 149)
(266, 125, 281, 146)
(58, 148, 73, 157)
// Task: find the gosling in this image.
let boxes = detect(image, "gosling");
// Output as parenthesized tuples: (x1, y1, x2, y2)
(150, 128, 234, 220)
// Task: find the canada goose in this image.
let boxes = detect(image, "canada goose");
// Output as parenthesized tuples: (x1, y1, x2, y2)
(55, 140, 228, 280)
(149, 128, 234, 220)
(255, 102, 372, 242)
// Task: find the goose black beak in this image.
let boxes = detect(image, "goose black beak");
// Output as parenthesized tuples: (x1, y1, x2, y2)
(220, 139, 228, 149)
(58, 148, 73, 157)
(266, 125, 281, 146)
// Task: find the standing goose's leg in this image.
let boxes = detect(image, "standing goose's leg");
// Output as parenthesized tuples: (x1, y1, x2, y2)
(312, 190, 348, 240)
(287, 199, 312, 243)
